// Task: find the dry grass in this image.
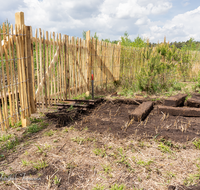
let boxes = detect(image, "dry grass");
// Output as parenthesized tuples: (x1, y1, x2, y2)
(0, 113, 200, 190)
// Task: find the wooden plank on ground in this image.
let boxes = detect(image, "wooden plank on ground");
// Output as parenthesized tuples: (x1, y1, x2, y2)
(158, 105, 200, 117)
(129, 101, 153, 122)
(164, 94, 187, 107)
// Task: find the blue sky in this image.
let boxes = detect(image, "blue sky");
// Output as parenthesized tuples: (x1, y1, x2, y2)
(1, 0, 200, 43)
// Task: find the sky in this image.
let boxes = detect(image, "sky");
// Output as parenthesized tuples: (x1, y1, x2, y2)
(1, 0, 200, 43)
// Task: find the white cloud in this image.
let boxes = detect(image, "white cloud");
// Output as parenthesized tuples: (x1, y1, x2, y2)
(135, 17, 150, 25)
(182, 0, 190, 7)
(143, 6, 200, 42)
(115, 0, 172, 18)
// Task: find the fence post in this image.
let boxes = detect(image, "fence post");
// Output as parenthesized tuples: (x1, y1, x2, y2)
(26, 26, 36, 113)
(15, 12, 31, 127)
(86, 30, 91, 92)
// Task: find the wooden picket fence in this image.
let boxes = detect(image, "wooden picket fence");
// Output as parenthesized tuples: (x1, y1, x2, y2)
(32, 29, 121, 110)
(0, 12, 121, 131)
(0, 23, 32, 131)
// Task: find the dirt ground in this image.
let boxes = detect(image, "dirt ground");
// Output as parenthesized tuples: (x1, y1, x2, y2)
(1, 95, 200, 190)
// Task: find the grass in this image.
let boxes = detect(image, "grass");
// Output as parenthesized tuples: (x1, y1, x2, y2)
(54, 175, 61, 185)
(193, 139, 200, 149)
(26, 124, 43, 134)
(44, 130, 55, 136)
(93, 184, 105, 190)
(158, 143, 173, 154)
(102, 164, 112, 174)
(33, 159, 48, 170)
(93, 148, 106, 158)
(0, 134, 14, 142)
(2, 137, 19, 150)
(136, 159, 154, 167)
(21, 159, 31, 166)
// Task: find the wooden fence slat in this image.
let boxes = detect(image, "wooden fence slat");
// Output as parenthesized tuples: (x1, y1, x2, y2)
(83, 39, 87, 93)
(43, 30, 47, 108)
(7, 24, 15, 125)
(53, 32, 56, 103)
(66, 35, 70, 99)
(3, 23, 12, 127)
(76, 37, 79, 96)
(46, 31, 50, 106)
(24, 25, 31, 117)
(16, 25, 26, 126)
(11, 25, 20, 122)
(78, 38, 81, 95)
(64, 35, 67, 99)
(21, 25, 30, 124)
(35, 29, 40, 110)
(0, 25, 8, 129)
(49, 32, 52, 105)
(30, 26, 35, 104)
(59, 33, 62, 100)
(71, 37, 75, 96)
(13, 25, 20, 122)
(61, 35, 64, 99)
(56, 33, 59, 102)
(39, 28, 44, 109)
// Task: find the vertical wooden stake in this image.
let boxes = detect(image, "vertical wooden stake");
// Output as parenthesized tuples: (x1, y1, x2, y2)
(86, 30, 91, 92)
(26, 26, 36, 113)
(43, 30, 47, 108)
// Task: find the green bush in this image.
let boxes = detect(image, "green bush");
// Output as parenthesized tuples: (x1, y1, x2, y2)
(137, 54, 176, 93)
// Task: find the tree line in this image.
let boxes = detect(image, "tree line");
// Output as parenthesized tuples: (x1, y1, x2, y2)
(83, 30, 200, 51)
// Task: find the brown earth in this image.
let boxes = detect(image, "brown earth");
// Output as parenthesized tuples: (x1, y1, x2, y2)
(47, 99, 200, 143)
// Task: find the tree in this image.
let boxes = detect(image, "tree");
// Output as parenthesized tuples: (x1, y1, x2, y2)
(121, 31, 132, 46)
(132, 36, 146, 48)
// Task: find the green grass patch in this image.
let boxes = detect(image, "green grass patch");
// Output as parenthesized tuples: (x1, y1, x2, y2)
(26, 124, 43, 134)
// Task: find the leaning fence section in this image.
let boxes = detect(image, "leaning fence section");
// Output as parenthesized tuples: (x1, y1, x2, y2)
(0, 23, 31, 130)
